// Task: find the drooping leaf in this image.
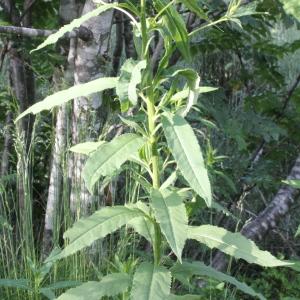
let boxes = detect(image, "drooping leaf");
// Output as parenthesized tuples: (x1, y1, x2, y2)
(162, 112, 212, 206)
(154, 0, 190, 61)
(130, 262, 171, 300)
(282, 179, 300, 189)
(16, 77, 118, 122)
(45, 206, 144, 262)
(178, 0, 209, 20)
(69, 141, 105, 155)
(0, 279, 31, 290)
(150, 189, 188, 262)
(56, 273, 130, 300)
(128, 216, 156, 244)
(116, 59, 146, 105)
(171, 86, 218, 102)
(171, 261, 266, 300)
(82, 133, 145, 193)
(32, 3, 116, 52)
(188, 225, 291, 267)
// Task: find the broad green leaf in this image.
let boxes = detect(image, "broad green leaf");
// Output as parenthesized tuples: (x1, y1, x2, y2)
(167, 295, 201, 300)
(162, 112, 212, 206)
(56, 273, 130, 300)
(131, 262, 171, 300)
(150, 189, 188, 262)
(178, 0, 209, 20)
(116, 59, 146, 105)
(82, 133, 145, 193)
(16, 77, 118, 122)
(0, 279, 31, 290)
(171, 69, 200, 117)
(188, 225, 291, 267)
(171, 261, 266, 300)
(154, 0, 190, 61)
(32, 3, 116, 52)
(69, 141, 105, 155)
(171, 86, 218, 101)
(46, 206, 143, 262)
(282, 179, 300, 189)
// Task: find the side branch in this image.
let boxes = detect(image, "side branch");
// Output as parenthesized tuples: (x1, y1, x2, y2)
(0, 25, 93, 41)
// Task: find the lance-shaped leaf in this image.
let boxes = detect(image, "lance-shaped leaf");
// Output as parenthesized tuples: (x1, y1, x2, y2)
(56, 273, 130, 300)
(69, 141, 105, 155)
(150, 189, 188, 262)
(171, 86, 218, 102)
(171, 261, 266, 300)
(0, 279, 31, 290)
(83, 133, 145, 193)
(32, 3, 116, 52)
(154, 0, 190, 61)
(282, 179, 300, 189)
(162, 112, 212, 206)
(131, 262, 171, 300)
(16, 77, 118, 122)
(167, 295, 201, 300)
(188, 225, 292, 267)
(116, 59, 146, 105)
(45, 206, 144, 262)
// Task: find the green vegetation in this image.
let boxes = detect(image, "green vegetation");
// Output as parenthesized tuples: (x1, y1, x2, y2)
(1, 0, 300, 299)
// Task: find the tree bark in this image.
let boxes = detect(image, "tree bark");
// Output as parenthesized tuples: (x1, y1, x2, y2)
(42, 0, 77, 257)
(212, 155, 300, 271)
(69, 0, 114, 214)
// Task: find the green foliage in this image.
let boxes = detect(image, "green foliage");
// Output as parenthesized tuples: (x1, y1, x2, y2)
(161, 112, 212, 206)
(150, 189, 188, 262)
(130, 262, 172, 300)
(16, 77, 118, 122)
(56, 273, 130, 300)
(69, 141, 105, 155)
(187, 225, 291, 267)
(82, 133, 146, 192)
(171, 261, 266, 300)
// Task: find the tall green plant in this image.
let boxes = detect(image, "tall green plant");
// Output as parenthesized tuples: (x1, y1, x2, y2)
(16, 1, 293, 299)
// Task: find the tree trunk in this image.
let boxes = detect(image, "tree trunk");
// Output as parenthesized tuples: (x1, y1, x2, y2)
(212, 154, 300, 271)
(69, 0, 114, 214)
(42, 0, 77, 257)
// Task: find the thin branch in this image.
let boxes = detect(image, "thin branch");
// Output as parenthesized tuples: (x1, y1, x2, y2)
(0, 25, 93, 41)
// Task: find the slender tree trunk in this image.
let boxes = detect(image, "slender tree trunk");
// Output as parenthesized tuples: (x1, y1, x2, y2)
(69, 0, 114, 214)
(42, 0, 77, 256)
(212, 155, 300, 271)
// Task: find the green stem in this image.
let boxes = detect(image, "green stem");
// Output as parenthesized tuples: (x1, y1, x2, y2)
(140, 0, 162, 265)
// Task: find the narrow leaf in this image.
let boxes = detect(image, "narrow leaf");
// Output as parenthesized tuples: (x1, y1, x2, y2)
(83, 133, 145, 192)
(0, 279, 31, 290)
(56, 273, 130, 300)
(171, 261, 266, 300)
(154, 0, 190, 61)
(188, 225, 292, 267)
(69, 141, 105, 155)
(162, 112, 212, 206)
(150, 189, 188, 262)
(131, 262, 171, 300)
(46, 206, 143, 262)
(16, 77, 118, 122)
(282, 179, 300, 189)
(32, 3, 116, 52)
(178, 0, 209, 20)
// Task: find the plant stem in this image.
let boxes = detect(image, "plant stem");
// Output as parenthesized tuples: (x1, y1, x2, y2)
(140, 0, 162, 265)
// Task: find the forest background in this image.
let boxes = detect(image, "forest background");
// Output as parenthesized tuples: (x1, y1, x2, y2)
(0, 0, 300, 299)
